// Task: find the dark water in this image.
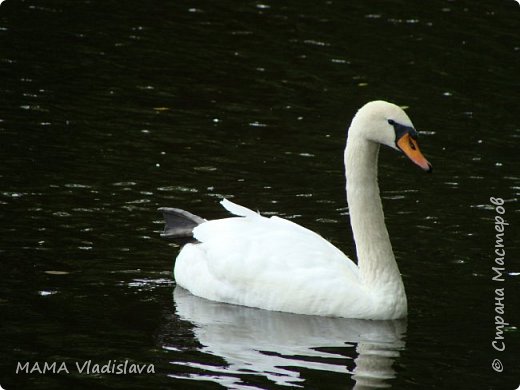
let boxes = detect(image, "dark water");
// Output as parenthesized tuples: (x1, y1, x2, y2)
(1, 0, 519, 389)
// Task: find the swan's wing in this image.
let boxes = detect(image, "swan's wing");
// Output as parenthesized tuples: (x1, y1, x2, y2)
(175, 199, 362, 316)
(198, 199, 358, 274)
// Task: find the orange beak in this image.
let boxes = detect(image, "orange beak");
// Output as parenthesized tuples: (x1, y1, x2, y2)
(397, 133, 432, 172)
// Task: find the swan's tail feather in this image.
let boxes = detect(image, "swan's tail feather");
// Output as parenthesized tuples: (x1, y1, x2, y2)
(158, 207, 206, 239)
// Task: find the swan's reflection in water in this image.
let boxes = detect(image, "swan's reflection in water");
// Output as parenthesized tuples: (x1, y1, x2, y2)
(165, 287, 406, 389)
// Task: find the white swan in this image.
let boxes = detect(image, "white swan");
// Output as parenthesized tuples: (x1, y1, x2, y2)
(160, 100, 432, 320)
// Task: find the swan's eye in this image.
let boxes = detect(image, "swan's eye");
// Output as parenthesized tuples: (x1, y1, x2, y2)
(388, 119, 396, 126)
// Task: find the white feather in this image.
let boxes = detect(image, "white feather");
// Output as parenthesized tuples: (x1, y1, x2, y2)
(220, 198, 259, 218)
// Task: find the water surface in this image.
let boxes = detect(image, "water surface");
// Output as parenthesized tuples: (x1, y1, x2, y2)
(1, 0, 519, 389)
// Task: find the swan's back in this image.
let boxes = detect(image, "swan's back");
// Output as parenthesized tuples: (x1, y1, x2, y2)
(173, 200, 369, 317)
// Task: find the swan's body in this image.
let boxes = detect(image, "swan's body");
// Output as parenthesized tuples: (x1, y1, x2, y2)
(162, 101, 431, 320)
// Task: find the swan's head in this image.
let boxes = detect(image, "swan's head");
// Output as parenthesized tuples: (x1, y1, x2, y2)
(352, 100, 432, 172)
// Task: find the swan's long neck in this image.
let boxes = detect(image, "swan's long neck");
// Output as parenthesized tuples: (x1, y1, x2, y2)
(345, 132, 405, 297)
